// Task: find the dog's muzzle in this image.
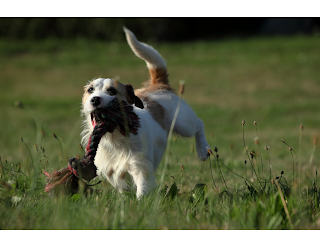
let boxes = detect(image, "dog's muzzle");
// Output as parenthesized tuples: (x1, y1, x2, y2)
(91, 96, 101, 107)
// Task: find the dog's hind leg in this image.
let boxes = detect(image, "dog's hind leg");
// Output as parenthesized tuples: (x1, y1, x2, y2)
(152, 94, 210, 161)
(194, 118, 211, 161)
(171, 100, 211, 161)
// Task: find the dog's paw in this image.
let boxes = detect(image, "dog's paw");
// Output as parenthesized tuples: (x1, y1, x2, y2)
(197, 145, 211, 161)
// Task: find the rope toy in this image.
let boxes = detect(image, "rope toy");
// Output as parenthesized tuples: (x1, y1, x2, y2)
(44, 99, 141, 195)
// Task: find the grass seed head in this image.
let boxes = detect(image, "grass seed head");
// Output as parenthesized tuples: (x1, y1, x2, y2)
(271, 179, 274, 184)
(179, 80, 185, 95)
(281, 139, 285, 143)
(313, 137, 318, 146)
(242, 119, 245, 125)
(20, 136, 24, 142)
(289, 146, 293, 151)
(41, 130, 45, 137)
(265, 146, 270, 150)
(253, 121, 257, 126)
(300, 124, 304, 131)
(254, 137, 259, 145)
(250, 150, 255, 158)
(214, 147, 218, 153)
(281, 171, 284, 175)
(14, 100, 24, 108)
(180, 165, 185, 170)
(52, 133, 57, 139)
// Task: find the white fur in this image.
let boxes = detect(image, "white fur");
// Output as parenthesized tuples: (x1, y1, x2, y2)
(148, 91, 210, 160)
(123, 27, 166, 70)
(81, 28, 210, 198)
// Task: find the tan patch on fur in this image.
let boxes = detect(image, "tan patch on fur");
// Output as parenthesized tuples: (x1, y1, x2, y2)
(136, 83, 175, 99)
(132, 67, 174, 129)
(119, 171, 126, 179)
(111, 80, 127, 101)
(107, 169, 114, 177)
(149, 67, 169, 85)
(139, 96, 165, 130)
(82, 82, 93, 105)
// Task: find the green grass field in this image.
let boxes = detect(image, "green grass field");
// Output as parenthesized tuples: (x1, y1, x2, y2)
(0, 35, 320, 229)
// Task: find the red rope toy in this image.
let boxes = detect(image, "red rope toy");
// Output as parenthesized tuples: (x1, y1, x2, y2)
(44, 99, 141, 195)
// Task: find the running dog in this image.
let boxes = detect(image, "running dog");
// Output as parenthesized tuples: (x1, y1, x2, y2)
(81, 27, 210, 198)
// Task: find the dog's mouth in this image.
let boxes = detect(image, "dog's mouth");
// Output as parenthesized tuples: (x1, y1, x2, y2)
(87, 99, 140, 137)
(90, 112, 97, 128)
(91, 113, 97, 128)
(90, 109, 105, 128)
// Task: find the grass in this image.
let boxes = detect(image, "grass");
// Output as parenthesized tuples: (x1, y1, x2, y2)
(0, 35, 320, 229)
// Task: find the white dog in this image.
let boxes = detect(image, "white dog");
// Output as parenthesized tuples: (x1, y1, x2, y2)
(81, 27, 210, 198)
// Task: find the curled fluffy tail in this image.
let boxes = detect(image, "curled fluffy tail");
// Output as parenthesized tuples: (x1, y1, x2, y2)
(123, 27, 169, 85)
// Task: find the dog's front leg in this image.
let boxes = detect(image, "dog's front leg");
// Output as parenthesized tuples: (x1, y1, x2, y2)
(129, 159, 156, 198)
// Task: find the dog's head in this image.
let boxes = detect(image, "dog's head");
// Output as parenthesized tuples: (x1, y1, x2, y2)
(82, 78, 143, 125)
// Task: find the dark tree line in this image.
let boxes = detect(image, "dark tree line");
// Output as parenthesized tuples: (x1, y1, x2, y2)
(0, 18, 318, 41)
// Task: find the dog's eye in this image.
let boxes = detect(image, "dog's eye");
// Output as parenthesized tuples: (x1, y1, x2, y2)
(107, 87, 117, 96)
(87, 87, 94, 94)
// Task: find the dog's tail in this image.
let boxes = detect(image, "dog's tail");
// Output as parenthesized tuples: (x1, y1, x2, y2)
(123, 27, 169, 85)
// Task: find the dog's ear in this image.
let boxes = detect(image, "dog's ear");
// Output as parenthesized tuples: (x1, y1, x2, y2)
(125, 84, 144, 109)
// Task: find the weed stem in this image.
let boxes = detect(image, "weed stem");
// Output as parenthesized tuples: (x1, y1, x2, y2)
(254, 122, 264, 177)
(216, 154, 228, 191)
(158, 83, 183, 193)
(242, 122, 263, 190)
(208, 155, 218, 193)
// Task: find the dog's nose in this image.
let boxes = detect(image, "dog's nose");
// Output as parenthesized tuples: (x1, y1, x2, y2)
(90, 96, 101, 107)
